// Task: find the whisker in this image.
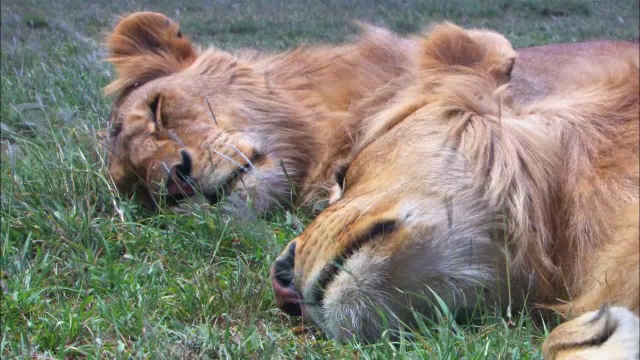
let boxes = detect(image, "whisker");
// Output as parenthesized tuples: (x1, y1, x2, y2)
(160, 161, 172, 175)
(224, 143, 253, 169)
(205, 97, 218, 126)
(209, 148, 245, 170)
(223, 142, 266, 184)
(168, 130, 185, 148)
(280, 159, 296, 204)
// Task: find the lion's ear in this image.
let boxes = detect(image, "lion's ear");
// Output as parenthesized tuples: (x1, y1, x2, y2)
(104, 12, 197, 96)
(467, 29, 517, 83)
(419, 22, 516, 83)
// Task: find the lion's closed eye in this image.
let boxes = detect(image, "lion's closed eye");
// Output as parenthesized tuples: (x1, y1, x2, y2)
(364, 220, 397, 240)
(335, 164, 349, 190)
(340, 219, 398, 269)
(149, 94, 163, 130)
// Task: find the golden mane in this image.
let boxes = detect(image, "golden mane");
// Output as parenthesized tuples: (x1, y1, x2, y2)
(270, 22, 639, 348)
(355, 54, 639, 293)
(103, 12, 416, 212)
(516, 63, 639, 302)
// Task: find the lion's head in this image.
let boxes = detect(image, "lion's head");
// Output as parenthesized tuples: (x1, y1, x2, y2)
(271, 23, 524, 340)
(105, 12, 327, 213)
(104, 12, 417, 213)
(271, 23, 640, 341)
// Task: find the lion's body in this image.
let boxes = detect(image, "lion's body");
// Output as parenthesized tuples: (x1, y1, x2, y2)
(510, 40, 640, 105)
(507, 65, 639, 313)
(272, 24, 639, 351)
(105, 12, 414, 212)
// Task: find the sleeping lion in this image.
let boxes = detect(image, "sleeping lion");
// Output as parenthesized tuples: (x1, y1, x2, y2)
(271, 23, 639, 358)
(104, 12, 415, 213)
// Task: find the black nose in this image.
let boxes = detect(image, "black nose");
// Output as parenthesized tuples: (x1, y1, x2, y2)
(166, 150, 195, 199)
(174, 150, 192, 181)
(271, 242, 303, 316)
(273, 242, 296, 287)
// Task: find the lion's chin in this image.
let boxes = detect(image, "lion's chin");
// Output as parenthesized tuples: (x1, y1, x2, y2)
(301, 252, 417, 342)
(300, 239, 517, 342)
(167, 164, 291, 216)
(223, 167, 297, 216)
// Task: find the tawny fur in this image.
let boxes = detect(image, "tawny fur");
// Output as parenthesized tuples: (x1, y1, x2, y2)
(104, 12, 415, 211)
(104, 12, 197, 96)
(542, 305, 639, 360)
(273, 23, 639, 347)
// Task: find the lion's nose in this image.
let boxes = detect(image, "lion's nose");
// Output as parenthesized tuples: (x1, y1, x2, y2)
(166, 150, 195, 198)
(271, 242, 303, 316)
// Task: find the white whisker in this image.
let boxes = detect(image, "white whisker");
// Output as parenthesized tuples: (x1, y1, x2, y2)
(160, 161, 171, 175)
(224, 143, 253, 169)
(168, 130, 185, 148)
(209, 148, 245, 169)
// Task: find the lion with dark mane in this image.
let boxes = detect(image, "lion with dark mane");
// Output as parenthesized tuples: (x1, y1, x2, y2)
(271, 23, 639, 358)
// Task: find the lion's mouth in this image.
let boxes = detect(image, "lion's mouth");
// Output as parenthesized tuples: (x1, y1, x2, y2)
(141, 148, 275, 211)
(271, 242, 305, 316)
(165, 168, 196, 200)
(163, 166, 247, 207)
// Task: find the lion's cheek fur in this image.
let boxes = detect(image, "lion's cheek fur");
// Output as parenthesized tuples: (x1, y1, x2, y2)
(227, 158, 295, 213)
(311, 227, 515, 341)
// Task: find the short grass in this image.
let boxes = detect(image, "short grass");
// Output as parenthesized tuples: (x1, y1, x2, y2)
(1, 0, 638, 358)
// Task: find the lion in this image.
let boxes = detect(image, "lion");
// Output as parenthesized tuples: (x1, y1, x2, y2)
(271, 22, 640, 355)
(104, 12, 416, 213)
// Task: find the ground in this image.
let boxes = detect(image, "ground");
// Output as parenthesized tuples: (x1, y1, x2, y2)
(1, 0, 638, 358)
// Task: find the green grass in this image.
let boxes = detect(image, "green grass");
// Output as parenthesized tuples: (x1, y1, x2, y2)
(1, 0, 637, 358)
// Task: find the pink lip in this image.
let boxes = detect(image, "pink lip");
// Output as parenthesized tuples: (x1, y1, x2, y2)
(166, 168, 196, 198)
(271, 265, 304, 317)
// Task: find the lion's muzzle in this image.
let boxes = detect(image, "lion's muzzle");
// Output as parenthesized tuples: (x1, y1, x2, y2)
(271, 241, 303, 316)
(164, 150, 196, 201)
